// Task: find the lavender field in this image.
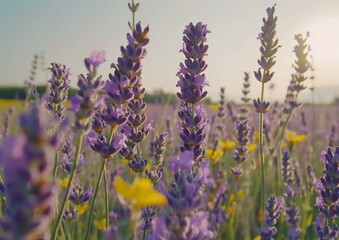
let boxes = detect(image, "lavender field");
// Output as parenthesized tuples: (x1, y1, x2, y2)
(0, 1, 338, 240)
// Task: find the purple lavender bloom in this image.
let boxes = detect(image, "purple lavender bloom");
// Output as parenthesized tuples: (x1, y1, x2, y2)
(69, 183, 93, 205)
(177, 22, 210, 104)
(230, 167, 244, 178)
(90, 133, 127, 159)
(0, 107, 13, 142)
(128, 156, 148, 173)
(138, 207, 156, 236)
(61, 152, 86, 174)
(146, 133, 167, 183)
(260, 195, 281, 240)
(0, 104, 58, 239)
(254, 4, 279, 83)
(85, 50, 106, 71)
(45, 63, 70, 122)
(101, 105, 128, 127)
(116, 39, 154, 171)
(168, 150, 194, 173)
(313, 147, 339, 239)
(70, 51, 106, 133)
(151, 146, 211, 239)
(178, 102, 207, 162)
(208, 183, 228, 235)
(91, 111, 107, 135)
(315, 148, 339, 218)
(149, 133, 167, 166)
(145, 168, 164, 184)
(313, 216, 339, 240)
(286, 205, 301, 240)
(63, 208, 78, 221)
(105, 22, 149, 105)
(253, 98, 271, 113)
(233, 119, 250, 166)
(282, 150, 294, 185)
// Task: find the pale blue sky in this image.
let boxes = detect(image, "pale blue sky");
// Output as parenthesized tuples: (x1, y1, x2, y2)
(1, 0, 339, 102)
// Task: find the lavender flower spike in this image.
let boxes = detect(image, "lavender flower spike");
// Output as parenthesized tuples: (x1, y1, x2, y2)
(0, 104, 58, 239)
(70, 51, 106, 132)
(177, 22, 210, 104)
(45, 63, 71, 122)
(260, 195, 281, 240)
(313, 147, 339, 239)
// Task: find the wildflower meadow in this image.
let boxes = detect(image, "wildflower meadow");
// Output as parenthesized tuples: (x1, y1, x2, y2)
(0, 1, 338, 240)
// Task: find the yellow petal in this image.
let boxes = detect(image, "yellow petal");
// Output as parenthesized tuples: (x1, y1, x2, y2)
(134, 190, 167, 208)
(59, 177, 69, 188)
(123, 158, 129, 165)
(131, 178, 153, 192)
(206, 149, 214, 158)
(208, 104, 220, 111)
(286, 130, 307, 143)
(115, 176, 167, 208)
(206, 149, 223, 162)
(93, 218, 107, 230)
(219, 140, 236, 150)
(78, 203, 89, 215)
(248, 143, 257, 152)
(114, 176, 133, 201)
(132, 178, 167, 207)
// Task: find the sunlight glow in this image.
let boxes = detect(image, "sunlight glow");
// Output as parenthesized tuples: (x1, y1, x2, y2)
(308, 16, 339, 63)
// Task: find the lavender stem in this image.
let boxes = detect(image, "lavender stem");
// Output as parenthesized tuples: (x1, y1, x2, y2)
(52, 133, 84, 240)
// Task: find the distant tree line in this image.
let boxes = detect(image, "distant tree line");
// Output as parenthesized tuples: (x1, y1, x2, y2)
(0, 86, 76, 99)
(0, 86, 212, 104)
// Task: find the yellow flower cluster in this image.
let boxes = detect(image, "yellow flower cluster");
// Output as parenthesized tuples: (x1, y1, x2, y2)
(206, 149, 223, 162)
(286, 130, 307, 144)
(219, 140, 236, 150)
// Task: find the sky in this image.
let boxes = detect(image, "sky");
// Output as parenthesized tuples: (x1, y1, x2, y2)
(1, 0, 339, 102)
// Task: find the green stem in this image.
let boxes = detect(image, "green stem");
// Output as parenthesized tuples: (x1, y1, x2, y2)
(275, 87, 301, 193)
(53, 151, 60, 177)
(132, 0, 136, 30)
(52, 133, 84, 240)
(85, 125, 116, 239)
(103, 166, 109, 229)
(276, 110, 293, 194)
(84, 158, 107, 240)
(259, 80, 266, 228)
(142, 228, 146, 240)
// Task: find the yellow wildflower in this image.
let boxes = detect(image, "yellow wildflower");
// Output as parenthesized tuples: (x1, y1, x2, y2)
(114, 176, 167, 209)
(59, 177, 69, 188)
(253, 131, 260, 142)
(219, 140, 236, 151)
(227, 201, 237, 220)
(229, 193, 236, 204)
(206, 149, 223, 162)
(123, 158, 129, 165)
(248, 143, 257, 152)
(93, 218, 107, 231)
(236, 190, 245, 199)
(78, 203, 89, 215)
(253, 236, 261, 240)
(208, 104, 220, 111)
(257, 208, 264, 223)
(286, 130, 307, 144)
